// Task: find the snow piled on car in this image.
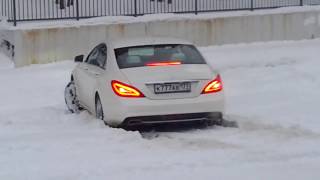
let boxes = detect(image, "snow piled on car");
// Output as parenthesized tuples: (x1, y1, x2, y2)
(0, 39, 320, 180)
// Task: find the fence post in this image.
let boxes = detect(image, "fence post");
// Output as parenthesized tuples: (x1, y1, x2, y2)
(134, 0, 137, 16)
(250, 0, 254, 11)
(12, 0, 17, 26)
(300, 0, 303, 6)
(195, 0, 198, 15)
(76, 0, 79, 20)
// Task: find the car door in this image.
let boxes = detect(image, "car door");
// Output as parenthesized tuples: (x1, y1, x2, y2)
(74, 61, 92, 108)
(82, 43, 107, 111)
(75, 45, 99, 108)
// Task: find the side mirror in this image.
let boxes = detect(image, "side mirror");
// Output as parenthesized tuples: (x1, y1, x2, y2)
(74, 55, 84, 63)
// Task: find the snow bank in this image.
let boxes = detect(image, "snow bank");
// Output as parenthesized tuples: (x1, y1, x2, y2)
(0, 39, 320, 180)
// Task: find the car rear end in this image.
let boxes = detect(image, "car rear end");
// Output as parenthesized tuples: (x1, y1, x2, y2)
(105, 43, 225, 127)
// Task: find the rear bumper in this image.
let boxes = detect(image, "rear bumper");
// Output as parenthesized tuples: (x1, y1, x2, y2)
(120, 112, 222, 127)
(103, 92, 225, 126)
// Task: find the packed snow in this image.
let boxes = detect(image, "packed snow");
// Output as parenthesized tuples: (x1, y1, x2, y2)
(0, 39, 320, 180)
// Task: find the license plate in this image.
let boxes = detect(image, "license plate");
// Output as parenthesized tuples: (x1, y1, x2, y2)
(154, 82, 191, 94)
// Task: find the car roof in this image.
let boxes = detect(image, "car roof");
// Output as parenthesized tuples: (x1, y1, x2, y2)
(108, 37, 193, 49)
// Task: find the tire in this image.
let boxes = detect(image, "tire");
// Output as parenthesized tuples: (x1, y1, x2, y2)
(95, 95, 104, 121)
(64, 81, 81, 113)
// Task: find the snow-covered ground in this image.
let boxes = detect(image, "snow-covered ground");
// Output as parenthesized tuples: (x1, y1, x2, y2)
(0, 39, 320, 180)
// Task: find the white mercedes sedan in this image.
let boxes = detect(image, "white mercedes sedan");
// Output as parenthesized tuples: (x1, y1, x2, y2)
(65, 37, 225, 128)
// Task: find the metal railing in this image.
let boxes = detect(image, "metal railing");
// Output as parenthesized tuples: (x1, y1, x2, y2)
(1, 0, 320, 26)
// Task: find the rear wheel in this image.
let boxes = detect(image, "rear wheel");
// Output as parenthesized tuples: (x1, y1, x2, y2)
(95, 95, 104, 120)
(64, 81, 81, 113)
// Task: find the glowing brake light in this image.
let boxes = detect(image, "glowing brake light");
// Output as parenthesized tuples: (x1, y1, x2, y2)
(202, 74, 223, 94)
(146, 61, 181, 66)
(111, 80, 145, 98)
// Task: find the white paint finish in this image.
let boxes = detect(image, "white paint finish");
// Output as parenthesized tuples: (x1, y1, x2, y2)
(2, 9, 320, 67)
(68, 38, 224, 125)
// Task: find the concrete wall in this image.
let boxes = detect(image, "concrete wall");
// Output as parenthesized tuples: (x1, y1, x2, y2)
(2, 9, 320, 67)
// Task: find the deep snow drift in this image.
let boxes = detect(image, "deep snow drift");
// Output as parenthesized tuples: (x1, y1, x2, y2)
(0, 39, 320, 180)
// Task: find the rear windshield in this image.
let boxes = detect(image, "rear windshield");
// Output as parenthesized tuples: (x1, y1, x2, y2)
(114, 44, 206, 69)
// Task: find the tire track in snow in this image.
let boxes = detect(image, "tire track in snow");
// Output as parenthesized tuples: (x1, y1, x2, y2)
(139, 114, 320, 154)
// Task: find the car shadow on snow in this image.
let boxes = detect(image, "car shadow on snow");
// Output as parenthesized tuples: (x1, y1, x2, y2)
(136, 121, 209, 132)
(134, 121, 211, 139)
(125, 120, 238, 139)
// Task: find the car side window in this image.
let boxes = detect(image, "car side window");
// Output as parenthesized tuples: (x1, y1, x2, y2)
(86, 44, 107, 69)
(96, 44, 107, 68)
(86, 48, 99, 65)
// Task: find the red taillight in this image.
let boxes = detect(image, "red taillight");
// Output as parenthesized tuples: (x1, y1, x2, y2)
(146, 61, 181, 66)
(202, 74, 223, 94)
(111, 80, 145, 98)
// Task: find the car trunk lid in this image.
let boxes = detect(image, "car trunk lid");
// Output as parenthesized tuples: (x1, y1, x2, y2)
(120, 64, 214, 100)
